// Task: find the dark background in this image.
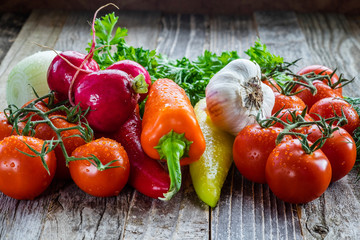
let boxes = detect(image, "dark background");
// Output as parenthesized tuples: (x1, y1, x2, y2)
(1, 0, 360, 14)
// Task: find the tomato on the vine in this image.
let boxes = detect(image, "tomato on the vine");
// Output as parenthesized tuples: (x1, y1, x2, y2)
(306, 125, 356, 182)
(295, 81, 342, 109)
(273, 108, 313, 134)
(0, 112, 15, 141)
(34, 115, 87, 179)
(272, 92, 306, 115)
(233, 124, 292, 183)
(262, 78, 280, 92)
(296, 65, 342, 96)
(309, 97, 360, 135)
(69, 138, 130, 197)
(0, 135, 57, 200)
(266, 139, 332, 204)
(21, 97, 64, 121)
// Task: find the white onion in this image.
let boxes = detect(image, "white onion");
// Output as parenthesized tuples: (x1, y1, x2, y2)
(6, 51, 57, 107)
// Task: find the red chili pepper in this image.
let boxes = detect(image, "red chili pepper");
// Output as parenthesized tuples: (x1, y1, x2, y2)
(107, 109, 170, 199)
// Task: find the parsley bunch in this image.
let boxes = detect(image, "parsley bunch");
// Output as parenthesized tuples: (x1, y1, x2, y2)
(88, 13, 240, 105)
(88, 12, 294, 106)
(87, 13, 296, 105)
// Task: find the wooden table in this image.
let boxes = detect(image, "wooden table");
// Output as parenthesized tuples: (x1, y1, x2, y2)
(0, 9, 360, 240)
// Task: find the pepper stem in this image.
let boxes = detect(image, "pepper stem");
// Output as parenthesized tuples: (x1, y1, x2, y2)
(155, 130, 192, 201)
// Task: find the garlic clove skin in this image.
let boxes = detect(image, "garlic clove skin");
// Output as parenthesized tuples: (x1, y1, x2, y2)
(205, 59, 275, 136)
(261, 83, 275, 120)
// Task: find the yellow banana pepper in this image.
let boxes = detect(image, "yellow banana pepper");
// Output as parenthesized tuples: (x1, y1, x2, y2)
(190, 98, 234, 207)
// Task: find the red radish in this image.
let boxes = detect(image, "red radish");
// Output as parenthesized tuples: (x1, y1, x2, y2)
(47, 4, 118, 101)
(107, 60, 152, 103)
(74, 69, 148, 132)
(47, 51, 99, 100)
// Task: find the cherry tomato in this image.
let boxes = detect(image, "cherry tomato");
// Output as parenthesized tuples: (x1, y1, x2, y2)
(306, 125, 356, 182)
(69, 138, 130, 197)
(266, 139, 332, 204)
(272, 92, 306, 115)
(233, 124, 292, 183)
(309, 97, 360, 135)
(262, 78, 280, 92)
(0, 112, 15, 141)
(0, 136, 56, 200)
(295, 81, 342, 109)
(273, 108, 313, 134)
(296, 65, 341, 96)
(34, 115, 87, 179)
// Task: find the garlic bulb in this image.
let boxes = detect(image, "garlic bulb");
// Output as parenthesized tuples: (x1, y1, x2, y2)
(205, 59, 275, 136)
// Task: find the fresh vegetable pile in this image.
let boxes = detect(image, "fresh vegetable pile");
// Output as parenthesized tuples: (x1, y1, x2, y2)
(1, 7, 360, 207)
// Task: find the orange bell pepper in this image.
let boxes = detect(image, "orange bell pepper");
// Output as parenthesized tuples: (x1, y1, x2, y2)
(141, 78, 206, 200)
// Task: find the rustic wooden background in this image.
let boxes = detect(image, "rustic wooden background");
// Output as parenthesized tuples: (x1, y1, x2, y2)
(0, 8, 360, 240)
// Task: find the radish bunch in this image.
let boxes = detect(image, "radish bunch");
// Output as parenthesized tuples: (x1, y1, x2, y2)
(46, 5, 151, 132)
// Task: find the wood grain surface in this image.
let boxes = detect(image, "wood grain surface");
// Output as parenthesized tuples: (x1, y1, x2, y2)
(0, 9, 360, 240)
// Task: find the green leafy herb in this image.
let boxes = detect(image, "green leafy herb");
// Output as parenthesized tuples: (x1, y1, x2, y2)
(87, 13, 128, 68)
(344, 96, 360, 180)
(244, 39, 284, 74)
(244, 38, 296, 85)
(152, 51, 240, 105)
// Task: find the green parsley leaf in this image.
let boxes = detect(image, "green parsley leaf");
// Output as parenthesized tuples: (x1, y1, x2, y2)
(245, 38, 284, 74)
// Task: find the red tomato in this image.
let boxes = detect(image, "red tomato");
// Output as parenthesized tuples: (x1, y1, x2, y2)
(309, 97, 360, 135)
(0, 112, 15, 141)
(21, 98, 52, 122)
(21, 97, 65, 122)
(295, 81, 342, 109)
(272, 92, 306, 115)
(266, 139, 332, 204)
(34, 115, 87, 179)
(0, 136, 56, 200)
(273, 108, 313, 134)
(262, 78, 280, 92)
(296, 65, 341, 96)
(69, 138, 130, 197)
(306, 125, 356, 182)
(233, 124, 292, 183)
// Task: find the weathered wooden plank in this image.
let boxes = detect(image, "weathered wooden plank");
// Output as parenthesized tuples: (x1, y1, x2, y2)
(297, 13, 360, 95)
(0, 10, 67, 110)
(118, 10, 162, 50)
(156, 14, 208, 60)
(0, 180, 68, 239)
(256, 11, 360, 239)
(51, 11, 94, 53)
(40, 183, 133, 240)
(0, 12, 29, 65)
(122, 13, 209, 239)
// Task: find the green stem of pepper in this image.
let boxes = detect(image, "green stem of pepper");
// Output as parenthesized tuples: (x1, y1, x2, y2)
(155, 130, 192, 201)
